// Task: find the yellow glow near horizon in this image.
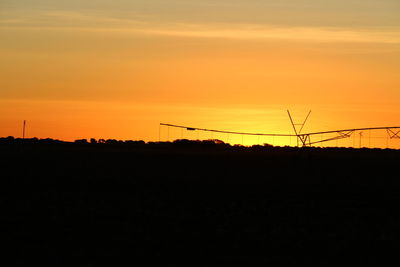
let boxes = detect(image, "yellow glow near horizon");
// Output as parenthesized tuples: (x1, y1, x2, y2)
(1, 98, 399, 149)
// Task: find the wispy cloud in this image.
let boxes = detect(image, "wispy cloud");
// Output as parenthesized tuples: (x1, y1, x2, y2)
(142, 25, 400, 44)
(1, 10, 400, 44)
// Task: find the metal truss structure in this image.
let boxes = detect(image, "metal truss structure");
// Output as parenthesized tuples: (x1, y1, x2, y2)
(160, 111, 400, 147)
(294, 127, 400, 147)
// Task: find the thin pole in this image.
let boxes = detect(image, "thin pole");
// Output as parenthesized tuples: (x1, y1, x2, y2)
(287, 110, 300, 147)
(386, 134, 389, 148)
(321, 134, 323, 148)
(369, 130, 371, 148)
(299, 110, 312, 134)
(287, 110, 298, 136)
(22, 120, 26, 139)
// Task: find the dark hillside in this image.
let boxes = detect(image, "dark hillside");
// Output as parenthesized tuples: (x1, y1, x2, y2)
(2, 138, 400, 266)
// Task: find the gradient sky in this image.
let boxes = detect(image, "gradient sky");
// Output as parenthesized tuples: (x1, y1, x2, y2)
(1, 0, 400, 147)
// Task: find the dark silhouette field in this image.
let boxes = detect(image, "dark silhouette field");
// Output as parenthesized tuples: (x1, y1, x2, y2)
(3, 137, 400, 266)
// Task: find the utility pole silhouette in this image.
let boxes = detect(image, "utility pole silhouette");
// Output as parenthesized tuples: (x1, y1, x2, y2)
(22, 120, 26, 139)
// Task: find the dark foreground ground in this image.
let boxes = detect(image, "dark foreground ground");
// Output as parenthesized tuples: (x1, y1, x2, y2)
(2, 138, 400, 266)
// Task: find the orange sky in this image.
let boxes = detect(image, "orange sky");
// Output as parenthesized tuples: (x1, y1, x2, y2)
(1, 1, 400, 147)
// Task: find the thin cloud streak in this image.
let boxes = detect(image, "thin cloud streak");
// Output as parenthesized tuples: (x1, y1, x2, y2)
(143, 26, 400, 44)
(1, 10, 400, 44)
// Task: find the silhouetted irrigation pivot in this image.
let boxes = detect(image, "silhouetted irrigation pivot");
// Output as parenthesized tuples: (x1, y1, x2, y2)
(160, 108, 400, 147)
(160, 122, 400, 147)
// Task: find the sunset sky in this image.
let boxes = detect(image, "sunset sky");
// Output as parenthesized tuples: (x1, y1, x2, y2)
(1, 0, 400, 147)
